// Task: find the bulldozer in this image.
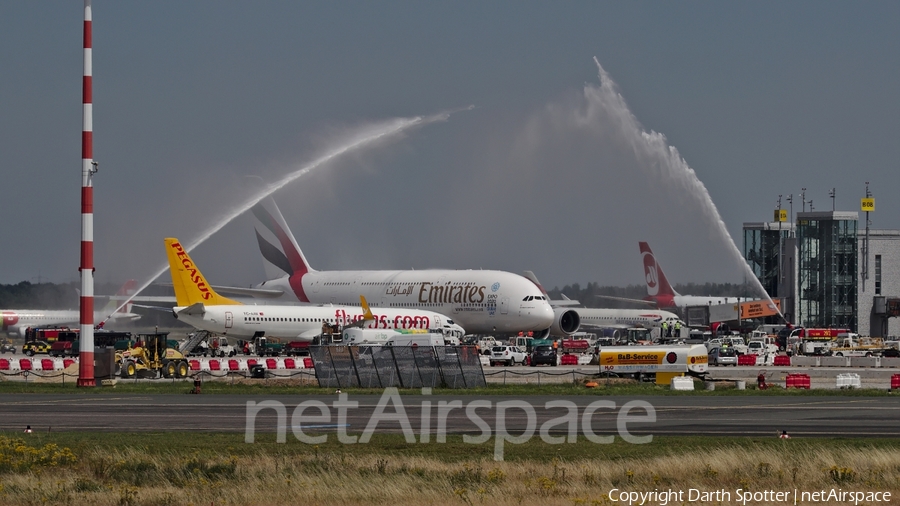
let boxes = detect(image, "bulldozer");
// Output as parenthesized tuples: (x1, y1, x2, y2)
(119, 332, 190, 379)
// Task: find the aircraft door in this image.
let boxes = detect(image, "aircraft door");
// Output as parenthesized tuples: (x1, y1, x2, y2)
(500, 297, 509, 315)
(225, 311, 233, 329)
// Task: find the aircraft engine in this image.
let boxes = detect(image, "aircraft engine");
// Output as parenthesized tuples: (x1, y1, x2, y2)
(550, 308, 580, 336)
(534, 328, 551, 339)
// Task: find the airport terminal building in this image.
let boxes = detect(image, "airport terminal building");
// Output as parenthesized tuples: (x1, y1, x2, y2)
(744, 211, 900, 337)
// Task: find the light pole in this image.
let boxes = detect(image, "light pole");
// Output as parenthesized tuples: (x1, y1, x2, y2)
(786, 194, 793, 237)
(829, 188, 835, 211)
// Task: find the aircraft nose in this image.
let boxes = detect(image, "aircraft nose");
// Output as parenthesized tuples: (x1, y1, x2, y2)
(536, 302, 554, 328)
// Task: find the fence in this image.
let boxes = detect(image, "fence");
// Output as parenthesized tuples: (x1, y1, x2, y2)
(309, 345, 486, 389)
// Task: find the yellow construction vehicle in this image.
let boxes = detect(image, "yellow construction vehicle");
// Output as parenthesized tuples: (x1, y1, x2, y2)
(120, 332, 190, 379)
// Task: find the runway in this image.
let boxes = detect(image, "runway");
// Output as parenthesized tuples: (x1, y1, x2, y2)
(2, 394, 899, 438)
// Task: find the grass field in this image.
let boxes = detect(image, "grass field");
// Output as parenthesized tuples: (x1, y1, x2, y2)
(0, 376, 895, 396)
(0, 432, 897, 505)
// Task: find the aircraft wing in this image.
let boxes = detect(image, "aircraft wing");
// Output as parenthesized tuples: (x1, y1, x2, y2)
(579, 322, 630, 330)
(210, 285, 285, 298)
(592, 294, 658, 307)
(176, 302, 206, 316)
(132, 304, 177, 313)
(110, 295, 176, 303)
(298, 329, 321, 339)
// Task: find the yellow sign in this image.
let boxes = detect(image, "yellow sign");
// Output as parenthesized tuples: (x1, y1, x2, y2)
(600, 351, 665, 366)
(740, 299, 782, 319)
(774, 209, 787, 222)
(861, 198, 875, 212)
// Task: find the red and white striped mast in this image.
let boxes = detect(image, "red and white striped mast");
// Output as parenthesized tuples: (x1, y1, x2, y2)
(78, 0, 97, 387)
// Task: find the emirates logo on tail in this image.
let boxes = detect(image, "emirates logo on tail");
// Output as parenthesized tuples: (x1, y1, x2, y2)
(643, 251, 659, 296)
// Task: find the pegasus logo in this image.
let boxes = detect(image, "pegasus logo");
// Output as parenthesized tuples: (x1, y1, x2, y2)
(642, 251, 659, 296)
(170, 241, 213, 300)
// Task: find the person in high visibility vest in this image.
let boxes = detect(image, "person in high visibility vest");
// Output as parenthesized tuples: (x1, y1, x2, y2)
(674, 321, 682, 337)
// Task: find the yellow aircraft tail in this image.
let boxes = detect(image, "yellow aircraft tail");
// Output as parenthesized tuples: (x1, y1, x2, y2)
(360, 295, 375, 321)
(165, 238, 241, 306)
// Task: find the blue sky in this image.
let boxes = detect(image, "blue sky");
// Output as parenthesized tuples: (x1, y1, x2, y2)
(1, 1, 898, 292)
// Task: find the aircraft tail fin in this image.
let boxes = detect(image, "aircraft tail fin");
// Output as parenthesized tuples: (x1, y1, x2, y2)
(251, 197, 315, 281)
(639, 242, 678, 298)
(522, 270, 549, 297)
(165, 238, 241, 307)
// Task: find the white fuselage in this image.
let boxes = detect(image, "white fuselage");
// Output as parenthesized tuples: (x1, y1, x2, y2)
(255, 270, 555, 335)
(672, 295, 748, 308)
(1, 310, 141, 338)
(174, 303, 465, 341)
(575, 308, 682, 329)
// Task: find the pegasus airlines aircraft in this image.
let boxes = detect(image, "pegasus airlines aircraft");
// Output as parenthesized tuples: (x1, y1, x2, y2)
(523, 271, 682, 333)
(244, 197, 556, 337)
(165, 238, 465, 341)
(1, 280, 142, 338)
(640, 242, 747, 308)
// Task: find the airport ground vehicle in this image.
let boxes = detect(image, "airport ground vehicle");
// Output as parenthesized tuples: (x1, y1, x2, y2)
(120, 332, 190, 379)
(529, 344, 557, 366)
(776, 327, 849, 350)
(489, 345, 527, 366)
(477, 336, 499, 355)
(49, 331, 80, 357)
(24, 327, 73, 343)
(198, 336, 236, 357)
(23, 340, 51, 356)
(829, 333, 886, 357)
(708, 346, 738, 366)
(747, 335, 777, 356)
(597, 345, 708, 383)
(0, 340, 15, 354)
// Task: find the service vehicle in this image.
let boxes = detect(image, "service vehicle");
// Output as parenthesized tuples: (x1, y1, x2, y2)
(22, 340, 51, 356)
(0, 340, 15, 354)
(829, 333, 886, 357)
(708, 346, 738, 366)
(23, 327, 73, 343)
(477, 336, 499, 355)
(776, 327, 849, 350)
(120, 332, 190, 379)
(529, 343, 558, 367)
(597, 344, 708, 383)
(489, 345, 527, 366)
(49, 331, 80, 357)
(204, 336, 237, 357)
(747, 335, 777, 356)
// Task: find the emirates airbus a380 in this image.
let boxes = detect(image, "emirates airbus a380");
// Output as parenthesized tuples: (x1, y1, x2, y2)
(216, 197, 559, 337)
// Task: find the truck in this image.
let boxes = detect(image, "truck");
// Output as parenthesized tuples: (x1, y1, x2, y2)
(476, 336, 499, 355)
(248, 336, 283, 357)
(829, 333, 886, 357)
(24, 327, 73, 343)
(746, 333, 777, 357)
(597, 344, 709, 384)
(776, 326, 849, 351)
(120, 332, 190, 379)
(49, 331, 80, 357)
